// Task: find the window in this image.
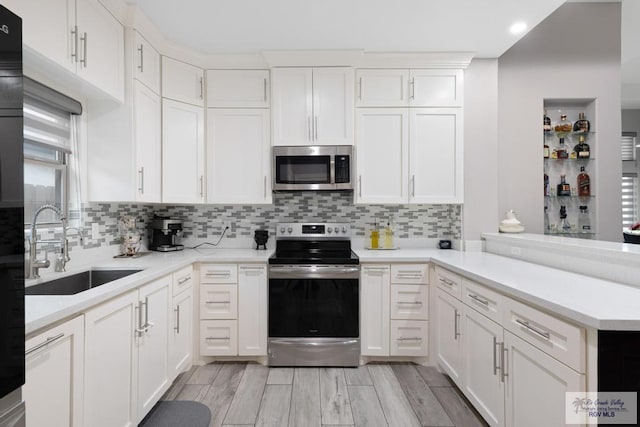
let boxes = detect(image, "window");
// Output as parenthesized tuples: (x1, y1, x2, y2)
(622, 132, 639, 230)
(23, 78, 82, 226)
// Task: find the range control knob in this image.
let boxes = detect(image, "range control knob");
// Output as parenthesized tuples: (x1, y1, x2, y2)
(279, 227, 285, 234)
(342, 226, 347, 233)
(287, 227, 293, 233)
(334, 227, 339, 233)
(327, 228, 333, 233)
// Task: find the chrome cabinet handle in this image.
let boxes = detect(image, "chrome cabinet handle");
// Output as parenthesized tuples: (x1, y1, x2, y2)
(439, 277, 455, 287)
(200, 176, 204, 198)
(264, 176, 267, 198)
(239, 265, 265, 270)
(25, 333, 64, 356)
(174, 306, 180, 333)
(397, 301, 423, 305)
(205, 300, 230, 304)
(500, 343, 508, 383)
(315, 116, 318, 140)
(454, 309, 460, 340)
(177, 275, 191, 285)
(493, 336, 500, 375)
(206, 271, 230, 276)
(515, 319, 551, 340)
(263, 78, 267, 102)
(199, 77, 204, 100)
(410, 78, 415, 99)
(80, 32, 88, 67)
(71, 26, 79, 62)
(358, 175, 362, 198)
(411, 175, 415, 197)
(135, 301, 146, 336)
(308, 117, 311, 141)
(397, 337, 422, 342)
(138, 44, 144, 72)
(138, 167, 144, 194)
(358, 77, 362, 100)
(206, 336, 230, 341)
(401, 77, 404, 100)
(144, 296, 150, 330)
(469, 294, 489, 306)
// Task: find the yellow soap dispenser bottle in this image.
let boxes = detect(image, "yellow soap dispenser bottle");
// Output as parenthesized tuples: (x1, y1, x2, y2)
(370, 222, 379, 249)
(383, 222, 394, 249)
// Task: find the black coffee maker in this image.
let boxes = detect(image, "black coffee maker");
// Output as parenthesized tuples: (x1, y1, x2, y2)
(254, 229, 268, 250)
(149, 216, 184, 251)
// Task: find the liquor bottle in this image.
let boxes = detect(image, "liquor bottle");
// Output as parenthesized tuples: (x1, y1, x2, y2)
(544, 173, 550, 196)
(543, 140, 550, 158)
(383, 222, 394, 249)
(577, 166, 590, 196)
(559, 205, 571, 231)
(557, 174, 571, 196)
(578, 205, 591, 233)
(544, 206, 550, 233)
(556, 137, 568, 159)
(555, 114, 572, 134)
(573, 112, 591, 133)
(543, 110, 552, 132)
(573, 135, 590, 159)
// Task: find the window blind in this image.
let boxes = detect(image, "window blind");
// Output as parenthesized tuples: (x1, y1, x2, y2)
(622, 174, 638, 230)
(622, 132, 637, 162)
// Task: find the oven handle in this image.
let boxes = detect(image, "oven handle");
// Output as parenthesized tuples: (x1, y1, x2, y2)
(269, 264, 360, 279)
(269, 338, 359, 347)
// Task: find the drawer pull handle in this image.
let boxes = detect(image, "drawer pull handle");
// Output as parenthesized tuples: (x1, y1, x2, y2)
(397, 274, 423, 278)
(206, 336, 230, 341)
(239, 266, 265, 270)
(397, 337, 422, 342)
(515, 319, 551, 340)
(454, 309, 460, 340)
(469, 294, 489, 306)
(205, 300, 230, 304)
(439, 277, 455, 287)
(397, 301, 423, 305)
(206, 272, 231, 276)
(493, 336, 501, 376)
(178, 276, 191, 284)
(26, 333, 65, 356)
(500, 344, 508, 383)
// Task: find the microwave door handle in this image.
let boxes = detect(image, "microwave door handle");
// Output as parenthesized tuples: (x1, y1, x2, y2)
(330, 155, 336, 185)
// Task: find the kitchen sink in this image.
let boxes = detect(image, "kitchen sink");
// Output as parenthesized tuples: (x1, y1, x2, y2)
(25, 269, 144, 296)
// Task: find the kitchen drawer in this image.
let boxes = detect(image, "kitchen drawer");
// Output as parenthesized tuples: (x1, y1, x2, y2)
(172, 265, 193, 296)
(461, 279, 502, 324)
(200, 285, 237, 319)
(200, 264, 238, 284)
(390, 320, 428, 356)
(391, 264, 429, 284)
(434, 266, 462, 298)
(503, 296, 586, 373)
(390, 284, 428, 320)
(200, 320, 237, 356)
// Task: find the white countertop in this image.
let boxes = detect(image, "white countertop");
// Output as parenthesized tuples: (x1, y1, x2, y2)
(26, 245, 640, 335)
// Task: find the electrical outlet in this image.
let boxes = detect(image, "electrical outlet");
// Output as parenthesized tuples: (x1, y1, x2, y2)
(91, 223, 100, 239)
(510, 246, 522, 256)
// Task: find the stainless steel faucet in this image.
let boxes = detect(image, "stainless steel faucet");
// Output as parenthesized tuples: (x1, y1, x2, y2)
(28, 204, 68, 279)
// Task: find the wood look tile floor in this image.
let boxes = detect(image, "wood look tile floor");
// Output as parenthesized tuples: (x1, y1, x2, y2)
(159, 363, 487, 427)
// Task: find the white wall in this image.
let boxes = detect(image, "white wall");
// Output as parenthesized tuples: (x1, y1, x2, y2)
(498, 2, 622, 242)
(462, 59, 499, 249)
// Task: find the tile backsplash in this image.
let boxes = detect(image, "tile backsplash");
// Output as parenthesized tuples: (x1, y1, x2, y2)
(33, 192, 461, 252)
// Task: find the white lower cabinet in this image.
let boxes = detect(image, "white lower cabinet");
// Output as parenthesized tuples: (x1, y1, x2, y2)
(435, 288, 463, 385)
(238, 264, 268, 356)
(169, 268, 194, 378)
(84, 276, 172, 426)
(361, 263, 429, 358)
(24, 315, 84, 427)
(504, 331, 585, 427)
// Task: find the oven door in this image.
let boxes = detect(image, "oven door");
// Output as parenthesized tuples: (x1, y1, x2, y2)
(268, 265, 359, 338)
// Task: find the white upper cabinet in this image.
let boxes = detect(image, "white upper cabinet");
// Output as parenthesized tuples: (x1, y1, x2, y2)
(6, 0, 124, 101)
(356, 69, 410, 107)
(207, 109, 271, 204)
(162, 56, 204, 106)
(272, 67, 354, 146)
(409, 108, 463, 203)
(162, 99, 205, 203)
(207, 70, 270, 108)
(356, 69, 462, 107)
(355, 108, 409, 204)
(133, 30, 161, 94)
(133, 81, 162, 202)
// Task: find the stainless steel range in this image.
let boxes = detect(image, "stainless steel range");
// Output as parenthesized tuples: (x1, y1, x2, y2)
(268, 222, 359, 367)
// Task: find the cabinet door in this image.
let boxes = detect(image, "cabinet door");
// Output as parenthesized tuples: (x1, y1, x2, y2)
(206, 70, 270, 108)
(504, 331, 585, 427)
(169, 287, 193, 379)
(355, 108, 409, 204)
(207, 109, 271, 204)
(133, 30, 161, 94)
(162, 99, 205, 203)
(84, 290, 139, 427)
(24, 316, 84, 427)
(76, 0, 124, 101)
(410, 69, 463, 107)
(462, 307, 505, 427)
(435, 289, 463, 386)
(238, 264, 268, 356)
(133, 80, 162, 202)
(136, 276, 171, 421)
(356, 69, 410, 107)
(3, 0, 76, 73)
(409, 108, 463, 203)
(200, 320, 238, 356)
(271, 67, 313, 146)
(312, 67, 354, 145)
(360, 265, 390, 356)
(162, 56, 204, 106)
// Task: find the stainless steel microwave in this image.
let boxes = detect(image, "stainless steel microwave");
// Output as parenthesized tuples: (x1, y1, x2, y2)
(273, 145, 353, 191)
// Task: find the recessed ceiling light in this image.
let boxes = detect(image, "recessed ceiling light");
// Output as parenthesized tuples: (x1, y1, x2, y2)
(509, 21, 527, 35)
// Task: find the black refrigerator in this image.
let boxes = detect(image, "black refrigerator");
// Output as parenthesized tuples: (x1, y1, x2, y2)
(0, 5, 25, 426)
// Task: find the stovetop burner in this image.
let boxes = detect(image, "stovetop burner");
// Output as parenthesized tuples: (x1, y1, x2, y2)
(268, 222, 358, 265)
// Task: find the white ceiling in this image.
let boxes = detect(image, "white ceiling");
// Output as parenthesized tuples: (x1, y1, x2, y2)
(127, 0, 565, 58)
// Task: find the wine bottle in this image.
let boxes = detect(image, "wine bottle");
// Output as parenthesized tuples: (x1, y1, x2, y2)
(577, 166, 590, 196)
